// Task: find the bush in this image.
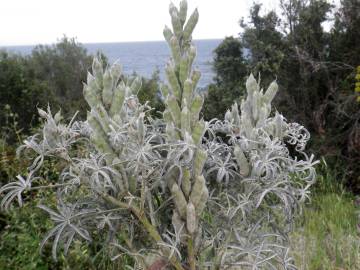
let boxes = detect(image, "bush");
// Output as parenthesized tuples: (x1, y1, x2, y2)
(0, 1, 317, 269)
(0, 52, 52, 141)
(29, 36, 94, 119)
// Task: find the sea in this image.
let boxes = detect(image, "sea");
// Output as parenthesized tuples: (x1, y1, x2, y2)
(1, 39, 222, 88)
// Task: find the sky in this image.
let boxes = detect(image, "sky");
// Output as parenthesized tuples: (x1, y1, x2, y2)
(0, 0, 281, 46)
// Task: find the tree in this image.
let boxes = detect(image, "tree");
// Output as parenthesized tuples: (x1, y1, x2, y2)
(203, 37, 247, 120)
(0, 51, 52, 141)
(213, 36, 248, 86)
(29, 36, 93, 118)
(241, 3, 285, 86)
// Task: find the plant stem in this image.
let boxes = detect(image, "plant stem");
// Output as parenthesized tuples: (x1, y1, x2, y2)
(187, 238, 196, 270)
(122, 233, 147, 269)
(30, 183, 72, 190)
(99, 192, 185, 270)
(118, 163, 129, 191)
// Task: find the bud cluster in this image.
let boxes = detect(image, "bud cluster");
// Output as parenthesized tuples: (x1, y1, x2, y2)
(161, 2, 209, 253)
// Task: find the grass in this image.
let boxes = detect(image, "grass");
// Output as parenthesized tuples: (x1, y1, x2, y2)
(291, 162, 360, 270)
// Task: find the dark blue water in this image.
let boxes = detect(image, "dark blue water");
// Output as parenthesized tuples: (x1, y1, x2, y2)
(1, 39, 222, 88)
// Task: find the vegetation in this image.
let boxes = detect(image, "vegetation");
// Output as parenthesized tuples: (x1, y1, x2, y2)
(0, 51, 52, 141)
(355, 66, 360, 102)
(1, 160, 357, 269)
(0, 0, 359, 269)
(204, 0, 360, 191)
(290, 161, 360, 269)
(29, 37, 94, 119)
(203, 37, 247, 120)
(0, 37, 164, 143)
(138, 69, 165, 116)
(0, 1, 320, 269)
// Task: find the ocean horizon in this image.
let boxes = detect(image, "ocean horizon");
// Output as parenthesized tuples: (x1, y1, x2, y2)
(1, 39, 222, 88)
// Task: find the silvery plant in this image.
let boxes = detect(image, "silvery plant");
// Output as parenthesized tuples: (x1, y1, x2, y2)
(0, 1, 318, 269)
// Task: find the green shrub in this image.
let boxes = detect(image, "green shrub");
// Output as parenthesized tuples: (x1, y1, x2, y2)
(0, 197, 61, 270)
(0, 52, 52, 141)
(29, 37, 93, 119)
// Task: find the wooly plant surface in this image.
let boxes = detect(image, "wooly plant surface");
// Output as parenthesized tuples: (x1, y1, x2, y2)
(0, 1, 318, 269)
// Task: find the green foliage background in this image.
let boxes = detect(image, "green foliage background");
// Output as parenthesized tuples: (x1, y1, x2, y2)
(204, 0, 360, 192)
(0, 0, 359, 269)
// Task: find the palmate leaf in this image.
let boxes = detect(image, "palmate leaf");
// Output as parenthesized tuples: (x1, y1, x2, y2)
(77, 154, 120, 192)
(223, 222, 296, 269)
(0, 172, 38, 211)
(38, 202, 94, 260)
(17, 135, 47, 172)
(206, 152, 238, 183)
(16, 107, 81, 172)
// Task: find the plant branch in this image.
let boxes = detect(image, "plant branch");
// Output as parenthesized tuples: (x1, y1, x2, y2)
(29, 182, 72, 191)
(99, 191, 185, 270)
